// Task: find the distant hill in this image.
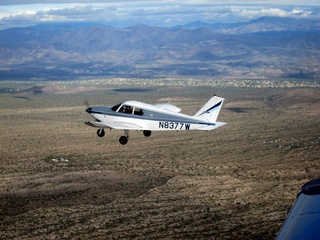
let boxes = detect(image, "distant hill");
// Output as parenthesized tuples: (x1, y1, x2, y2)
(0, 17, 319, 79)
(176, 17, 320, 33)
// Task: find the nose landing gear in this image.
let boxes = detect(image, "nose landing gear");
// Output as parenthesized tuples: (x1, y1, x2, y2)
(97, 129, 105, 137)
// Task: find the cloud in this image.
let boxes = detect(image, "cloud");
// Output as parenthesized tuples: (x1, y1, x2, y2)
(0, 2, 318, 29)
(198, 5, 317, 23)
(0, 0, 319, 5)
(234, 7, 313, 19)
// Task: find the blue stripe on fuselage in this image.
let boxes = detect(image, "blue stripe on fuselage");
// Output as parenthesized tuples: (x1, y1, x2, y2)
(87, 106, 216, 126)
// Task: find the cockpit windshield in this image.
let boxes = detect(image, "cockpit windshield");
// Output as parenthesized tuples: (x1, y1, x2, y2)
(111, 103, 123, 112)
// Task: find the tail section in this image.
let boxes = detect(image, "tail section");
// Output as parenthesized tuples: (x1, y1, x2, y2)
(194, 95, 224, 123)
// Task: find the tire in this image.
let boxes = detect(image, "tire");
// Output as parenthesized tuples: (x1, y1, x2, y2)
(97, 129, 105, 137)
(143, 130, 151, 137)
(119, 136, 128, 145)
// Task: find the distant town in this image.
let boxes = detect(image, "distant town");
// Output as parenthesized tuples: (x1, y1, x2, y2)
(54, 78, 320, 89)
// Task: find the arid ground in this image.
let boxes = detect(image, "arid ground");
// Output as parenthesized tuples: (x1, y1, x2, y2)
(0, 79, 319, 239)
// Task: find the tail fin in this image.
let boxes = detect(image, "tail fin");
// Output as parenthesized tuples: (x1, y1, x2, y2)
(194, 95, 224, 123)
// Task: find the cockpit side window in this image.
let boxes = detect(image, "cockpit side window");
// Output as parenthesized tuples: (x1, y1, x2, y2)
(133, 107, 144, 116)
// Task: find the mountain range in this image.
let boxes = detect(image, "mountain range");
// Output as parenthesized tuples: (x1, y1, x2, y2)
(0, 17, 319, 80)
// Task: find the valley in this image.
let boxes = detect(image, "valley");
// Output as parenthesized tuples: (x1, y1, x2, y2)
(0, 78, 319, 239)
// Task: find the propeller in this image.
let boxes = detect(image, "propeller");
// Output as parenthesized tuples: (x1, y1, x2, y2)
(84, 98, 90, 107)
(84, 98, 92, 113)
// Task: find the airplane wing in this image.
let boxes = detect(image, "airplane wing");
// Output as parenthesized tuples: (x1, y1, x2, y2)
(154, 103, 181, 113)
(85, 121, 144, 130)
(85, 121, 113, 129)
(276, 178, 320, 240)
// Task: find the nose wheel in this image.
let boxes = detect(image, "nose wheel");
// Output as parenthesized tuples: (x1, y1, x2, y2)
(97, 129, 105, 137)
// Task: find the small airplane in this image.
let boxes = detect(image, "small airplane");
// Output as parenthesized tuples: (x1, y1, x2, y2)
(85, 94, 226, 145)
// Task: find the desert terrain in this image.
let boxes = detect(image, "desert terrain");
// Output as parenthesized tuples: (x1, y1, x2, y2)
(0, 78, 319, 239)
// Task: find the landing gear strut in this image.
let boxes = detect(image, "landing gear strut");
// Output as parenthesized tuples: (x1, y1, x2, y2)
(97, 129, 105, 137)
(119, 130, 129, 145)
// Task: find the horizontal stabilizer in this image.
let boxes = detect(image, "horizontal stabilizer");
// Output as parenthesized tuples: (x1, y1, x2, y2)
(196, 122, 227, 130)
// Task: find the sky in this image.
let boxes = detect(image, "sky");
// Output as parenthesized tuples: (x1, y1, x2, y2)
(0, 0, 319, 30)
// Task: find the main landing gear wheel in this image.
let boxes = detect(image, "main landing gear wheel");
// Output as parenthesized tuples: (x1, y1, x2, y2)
(119, 130, 129, 145)
(97, 129, 105, 137)
(119, 136, 128, 145)
(143, 130, 152, 137)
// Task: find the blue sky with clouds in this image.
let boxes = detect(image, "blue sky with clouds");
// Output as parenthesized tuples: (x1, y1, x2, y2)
(0, 1, 319, 29)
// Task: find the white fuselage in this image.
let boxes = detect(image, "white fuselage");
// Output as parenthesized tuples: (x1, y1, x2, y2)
(89, 104, 223, 131)
(85, 96, 226, 144)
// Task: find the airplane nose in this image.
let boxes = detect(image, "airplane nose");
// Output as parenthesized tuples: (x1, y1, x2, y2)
(86, 107, 92, 113)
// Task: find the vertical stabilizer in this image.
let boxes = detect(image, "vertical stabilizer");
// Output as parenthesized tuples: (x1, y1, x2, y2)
(194, 96, 224, 123)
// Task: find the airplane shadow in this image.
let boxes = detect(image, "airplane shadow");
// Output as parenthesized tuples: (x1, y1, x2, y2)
(225, 107, 255, 113)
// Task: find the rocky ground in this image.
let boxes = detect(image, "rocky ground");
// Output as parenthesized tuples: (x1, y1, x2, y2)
(0, 83, 319, 239)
